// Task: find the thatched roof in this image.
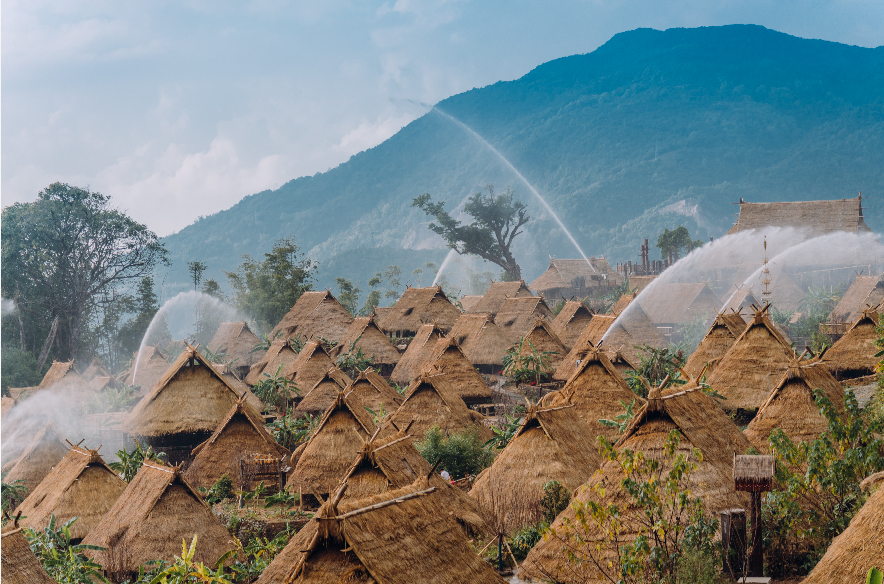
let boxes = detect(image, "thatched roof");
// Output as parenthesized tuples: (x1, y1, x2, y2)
(39, 360, 84, 390)
(417, 337, 493, 404)
(494, 296, 554, 343)
(554, 320, 599, 382)
(829, 274, 884, 323)
(83, 460, 240, 577)
(295, 368, 353, 416)
(344, 370, 403, 416)
(2, 424, 69, 491)
(640, 283, 721, 325)
(744, 360, 845, 452)
(470, 404, 602, 532)
(683, 311, 748, 378)
(821, 309, 881, 379)
(530, 258, 624, 296)
(610, 290, 637, 316)
(286, 392, 376, 496)
(515, 319, 568, 371)
(705, 308, 797, 411)
(766, 264, 807, 313)
(801, 475, 884, 584)
(604, 348, 637, 379)
(446, 314, 511, 368)
(722, 286, 760, 316)
(381, 374, 493, 443)
(544, 347, 646, 445)
(389, 323, 443, 385)
(582, 303, 662, 365)
(469, 280, 535, 316)
(726, 195, 872, 235)
(550, 301, 594, 350)
(244, 339, 299, 385)
(183, 398, 290, 490)
(122, 346, 171, 390)
(459, 295, 483, 312)
(15, 445, 126, 540)
(215, 363, 264, 413)
(330, 317, 401, 368)
(81, 357, 111, 381)
(375, 286, 462, 335)
(1, 525, 57, 584)
(123, 345, 260, 438)
(289, 340, 337, 392)
(207, 321, 262, 368)
(520, 384, 752, 583)
(2, 396, 15, 420)
(270, 290, 355, 345)
(255, 479, 506, 584)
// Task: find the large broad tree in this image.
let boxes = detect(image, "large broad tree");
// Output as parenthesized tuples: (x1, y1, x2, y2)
(656, 226, 703, 261)
(2, 183, 168, 362)
(412, 185, 529, 281)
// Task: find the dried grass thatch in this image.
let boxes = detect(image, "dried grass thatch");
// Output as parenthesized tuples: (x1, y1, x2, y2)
(15, 445, 126, 540)
(2, 396, 16, 420)
(389, 323, 442, 385)
(343, 370, 403, 416)
(469, 280, 535, 316)
(530, 258, 624, 299)
(570, 303, 662, 366)
(829, 274, 884, 324)
(83, 460, 241, 578)
(376, 286, 462, 335)
(494, 296, 555, 343)
(207, 321, 262, 370)
(183, 398, 291, 490)
(244, 340, 299, 385)
(39, 360, 84, 390)
(683, 310, 748, 378)
(215, 363, 264, 413)
(726, 195, 872, 235)
(520, 383, 752, 584)
(515, 319, 568, 371)
(330, 317, 401, 374)
(2, 423, 69, 491)
(722, 286, 760, 316)
(446, 313, 511, 373)
(81, 357, 111, 381)
(270, 290, 355, 345)
(550, 301, 594, 350)
(289, 340, 337, 392)
(459, 295, 483, 312)
(417, 337, 493, 404)
(470, 404, 602, 531)
(744, 360, 845, 452)
(295, 368, 353, 416)
(821, 309, 881, 380)
(122, 346, 171, 391)
(640, 283, 721, 325)
(1, 524, 57, 584)
(610, 290, 637, 316)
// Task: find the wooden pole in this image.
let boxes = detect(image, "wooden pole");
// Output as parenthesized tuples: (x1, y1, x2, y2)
(749, 492, 763, 577)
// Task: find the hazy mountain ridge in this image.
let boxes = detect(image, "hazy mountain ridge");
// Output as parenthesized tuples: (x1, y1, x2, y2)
(159, 24, 884, 297)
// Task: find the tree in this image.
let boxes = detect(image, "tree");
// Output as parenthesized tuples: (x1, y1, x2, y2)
(334, 277, 362, 316)
(187, 260, 208, 291)
(413, 185, 529, 280)
(656, 226, 703, 261)
(1, 183, 167, 361)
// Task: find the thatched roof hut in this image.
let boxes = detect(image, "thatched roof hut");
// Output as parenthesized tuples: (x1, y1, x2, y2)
(722, 286, 760, 316)
(726, 194, 872, 235)
(83, 460, 240, 579)
(683, 310, 748, 378)
(705, 307, 797, 412)
(544, 347, 646, 446)
(417, 337, 493, 405)
(343, 369, 403, 416)
(514, 319, 568, 372)
(375, 286, 462, 336)
(207, 321, 262, 372)
(530, 258, 624, 300)
(640, 283, 721, 326)
(244, 339, 299, 385)
(288, 340, 337, 392)
(610, 289, 637, 316)
(829, 274, 884, 324)
(585, 303, 662, 365)
(15, 445, 126, 540)
(1, 524, 57, 584)
(2, 423, 69, 491)
(494, 296, 554, 343)
(183, 398, 290, 491)
(81, 357, 111, 381)
(744, 360, 845, 452)
(295, 368, 353, 416)
(122, 346, 171, 391)
(389, 323, 442, 385)
(446, 314, 511, 374)
(215, 363, 264, 413)
(2, 396, 15, 420)
(520, 383, 752, 583)
(123, 345, 261, 462)
(39, 360, 85, 390)
(459, 295, 483, 312)
(801, 475, 884, 584)
(330, 317, 401, 376)
(270, 290, 355, 345)
(381, 373, 493, 443)
(550, 300, 594, 350)
(470, 404, 602, 531)
(255, 479, 506, 584)
(821, 309, 881, 380)
(286, 392, 376, 496)
(469, 280, 535, 316)
(554, 321, 598, 382)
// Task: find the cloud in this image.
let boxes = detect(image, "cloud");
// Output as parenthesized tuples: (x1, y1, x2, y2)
(334, 113, 417, 155)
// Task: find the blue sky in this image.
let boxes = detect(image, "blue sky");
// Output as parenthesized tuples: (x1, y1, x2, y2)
(3, 0, 883, 236)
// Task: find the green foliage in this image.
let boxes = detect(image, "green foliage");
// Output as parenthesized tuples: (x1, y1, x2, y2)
(85, 384, 141, 414)
(510, 523, 545, 560)
(0, 346, 44, 393)
(2, 479, 28, 513)
(335, 337, 375, 378)
(871, 319, 884, 424)
(656, 225, 703, 260)
(143, 536, 232, 584)
(364, 403, 387, 426)
(264, 489, 296, 510)
(252, 365, 299, 413)
(415, 425, 494, 480)
(625, 345, 686, 398)
(600, 278, 634, 313)
(502, 337, 558, 384)
(267, 409, 318, 451)
(24, 515, 110, 584)
(413, 184, 530, 281)
(868, 568, 884, 584)
(334, 277, 362, 316)
(204, 475, 236, 505)
(187, 260, 209, 291)
(540, 480, 572, 524)
(109, 440, 168, 482)
(484, 413, 523, 450)
(227, 526, 296, 583)
(599, 398, 638, 434)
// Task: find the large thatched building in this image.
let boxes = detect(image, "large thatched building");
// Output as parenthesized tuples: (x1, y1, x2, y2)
(330, 316, 401, 375)
(446, 314, 511, 374)
(821, 309, 881, 380)
(467, 280, 535, 316)
(206, 321, 262, 376)
(682, 310, 748, 378)
(726, 194, 872, 236)
(270, 290, 355, 345)
(376, 286, 462, 336)
(549, 300, 594, 350)
(494, 296, 554, 343)
(417, 337, 493, 404)
(530, 258, 624, 300)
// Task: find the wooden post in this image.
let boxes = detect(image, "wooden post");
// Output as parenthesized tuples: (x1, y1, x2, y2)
(497, 534, 503, 571)
(750, 492, 763, 577)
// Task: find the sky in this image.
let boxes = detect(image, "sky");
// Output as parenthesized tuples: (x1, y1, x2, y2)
(3, 0, 883, 237)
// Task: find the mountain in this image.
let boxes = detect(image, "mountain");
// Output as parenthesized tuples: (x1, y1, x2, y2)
(160, 24, 884, 298)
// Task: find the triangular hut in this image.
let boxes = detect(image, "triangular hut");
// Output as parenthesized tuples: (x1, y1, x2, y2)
(270, 290, 355, 345)
(639, 282, 722, 327)
(610, 289, 637, 316)
(494, 296, 555, 343)
(390, 323, 443, 385)
(122, 346, 171, 391)
(821, 309, 881, 380)
(1, 524, 57, 584)
(245, 339, 299, 385)
(380, 373, 493, 442)
(1, 396, 14, 420)
(330, 316, 401, 376)
(295, 368, 353, 416)
(567, 303, 661, 367)
(81, 357, 111, 381)
(550, 300, 594, 350)
(207, 321, 262, 376)
(15, 445, 126, 540)
(446, 314, 511, 374)
(83, 460, 241, 579)
(603, 348, 637, 379)
(459, 295, 483, 312)
(513, 319, 568, 372)
(416, 337, 493, 405)
(2, 423, 69, 491)
(376, 285, 462, 337)
(470, 404, 602, 531)
(286, 392, 376, 497)
(183, 398, 291, 491)
(16, 360, 91, 401)
(682, 310, 749, 378)
(122, 345, 261, 463)
(722, 285, 760, 317)
(530, 258, 624, 300)
(215, 362, 264, 413)
(254, 480, 506, 584)
(554, 321, 599, 382)
(288, 340, 337, 392)
(828, 273, 884, 324)
(705, 307, 797, 413)
(744, 360, 845, 452)
(520, 384, 752, 583)
(469, 280, 535, 317)
(343, 369, 403, 416)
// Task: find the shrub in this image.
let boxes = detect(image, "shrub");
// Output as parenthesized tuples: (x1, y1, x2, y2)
(109, 440, 166, 482)
(204, 475, 236, 505)
(24, 515, 109, 584)
(540, 480, 571, 524)
(415, 425, 494, 479)
(625, 345, 686, 398)
(502, 337, 558, 384)
(0, 346, 43, 393)
(510, 523, 545, 560)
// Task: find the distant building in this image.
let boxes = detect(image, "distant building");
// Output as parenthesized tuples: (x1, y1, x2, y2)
(530, 258, 623, 300)
(727, 194, 872, 236)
